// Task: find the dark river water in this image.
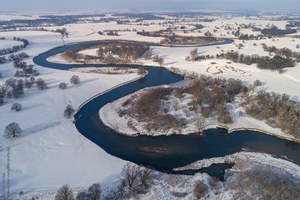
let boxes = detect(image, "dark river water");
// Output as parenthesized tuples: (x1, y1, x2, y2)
(33, 40, 300, 179)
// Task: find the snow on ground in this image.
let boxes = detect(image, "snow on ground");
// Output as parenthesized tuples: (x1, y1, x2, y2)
(175, 151, 300, 179)
(0, 14, 41, 21)
(78, 48, 99, 56)
(1, 13, 300, 198)
(146, 38, 300, 98)
(0, 29, 140, 194)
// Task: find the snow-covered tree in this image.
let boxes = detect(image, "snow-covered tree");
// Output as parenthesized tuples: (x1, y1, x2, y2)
(75, 191, 89, 200)
(88, 183, 101, 200)
(64, 105, 75, 119)
(11, 103, 22, 112)
(59, 82, 68, 90)
(4, 122, 22, 138)
(70, 75, 80, 85)
(36, 78, 48, 90)
(55, 185, 74, 200)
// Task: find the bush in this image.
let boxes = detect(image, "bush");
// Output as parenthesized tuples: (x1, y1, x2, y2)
(193, 180, 208, 199)
(55, 185, 74, 200)
(70, 75, 80, 85)
(4, 122, 22, 138)
(64, 104, 75, 119)
(88, 183, 101, 200)
(11, 103, 22, 112)
(36, 78, 48, 90)
(59, 82, 68, 90)
(137, 68, 147, 76)
(121, 163, 154, 196)
(253, 80, 262, 87)
(75, 191, 89, 200)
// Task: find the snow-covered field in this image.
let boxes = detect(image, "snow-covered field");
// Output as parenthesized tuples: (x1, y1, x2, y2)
(0, 39, 23, 49)
(0, 11, 300, 199)
(0, 29, 139, 195)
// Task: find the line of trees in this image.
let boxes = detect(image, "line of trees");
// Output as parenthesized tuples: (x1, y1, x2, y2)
(262, 44, 300, 61)
(216, 51, 295, 70)
(261, 27, 297, 36)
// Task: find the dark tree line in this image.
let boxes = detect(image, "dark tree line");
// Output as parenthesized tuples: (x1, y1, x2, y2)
(216, 51, 295, 70)
(261, 27, 297, 36)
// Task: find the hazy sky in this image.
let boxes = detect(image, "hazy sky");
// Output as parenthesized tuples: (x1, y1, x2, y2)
(1, 0, 300, 12)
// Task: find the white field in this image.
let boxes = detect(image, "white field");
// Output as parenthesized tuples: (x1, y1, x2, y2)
(0, 13, 300, 199)
(0, 39, 23, 49)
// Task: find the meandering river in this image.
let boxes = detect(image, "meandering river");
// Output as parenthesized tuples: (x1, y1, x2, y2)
(33, 40, 300, 179)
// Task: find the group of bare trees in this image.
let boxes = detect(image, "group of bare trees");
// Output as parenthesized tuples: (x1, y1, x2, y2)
(216, 50, 295, 70)
(152, 55, 164, 66)
(14, 60, 40, 78)
(64, 42, 150, 65)
(105, 164, 154, 199)
(53, 163, 153, 200)
(55, 183, 101, 200)
(0, 52, 29, 65)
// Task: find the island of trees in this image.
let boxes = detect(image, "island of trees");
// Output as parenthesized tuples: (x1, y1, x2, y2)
(62, 41, 150, 65)
(117, 69, 300, 137)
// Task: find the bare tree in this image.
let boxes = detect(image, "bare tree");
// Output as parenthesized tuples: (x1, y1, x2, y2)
(143, 50, 152, 60)
(157, 57, 164, 66)
(121, 163, 154, 196)
(59, 82, 68, 90)
(196, 116, 205, 133)
(11, 103, 22, 112)
(36, 78, 48, 90)
(4, 122, 22, 138)
(190, 48, 198, 61)
(55, 185, 74, 200)
(193, 180, 208, 199)
(88, 183, 101, 200)
(64, 105, 75, 119)
(137, 68, 147, 77)
(70, 75, 80, 85)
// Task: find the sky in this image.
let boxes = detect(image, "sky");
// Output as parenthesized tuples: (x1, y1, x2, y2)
(1, 0, 300, 12)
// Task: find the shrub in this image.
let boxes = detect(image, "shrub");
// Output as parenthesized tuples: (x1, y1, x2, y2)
(36, 78, 48, 90)
(70, 75, 80, 85)
(88, 183, 101, 200)
(59, 82, 68, 90)
(64, 105, 75, 119)
(193, 180, 208, 199)
(75, 191, 89, 200)
(11, 103, 22, 112)
(55, 185, 74, 200)
(4, 122, 22, 138)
